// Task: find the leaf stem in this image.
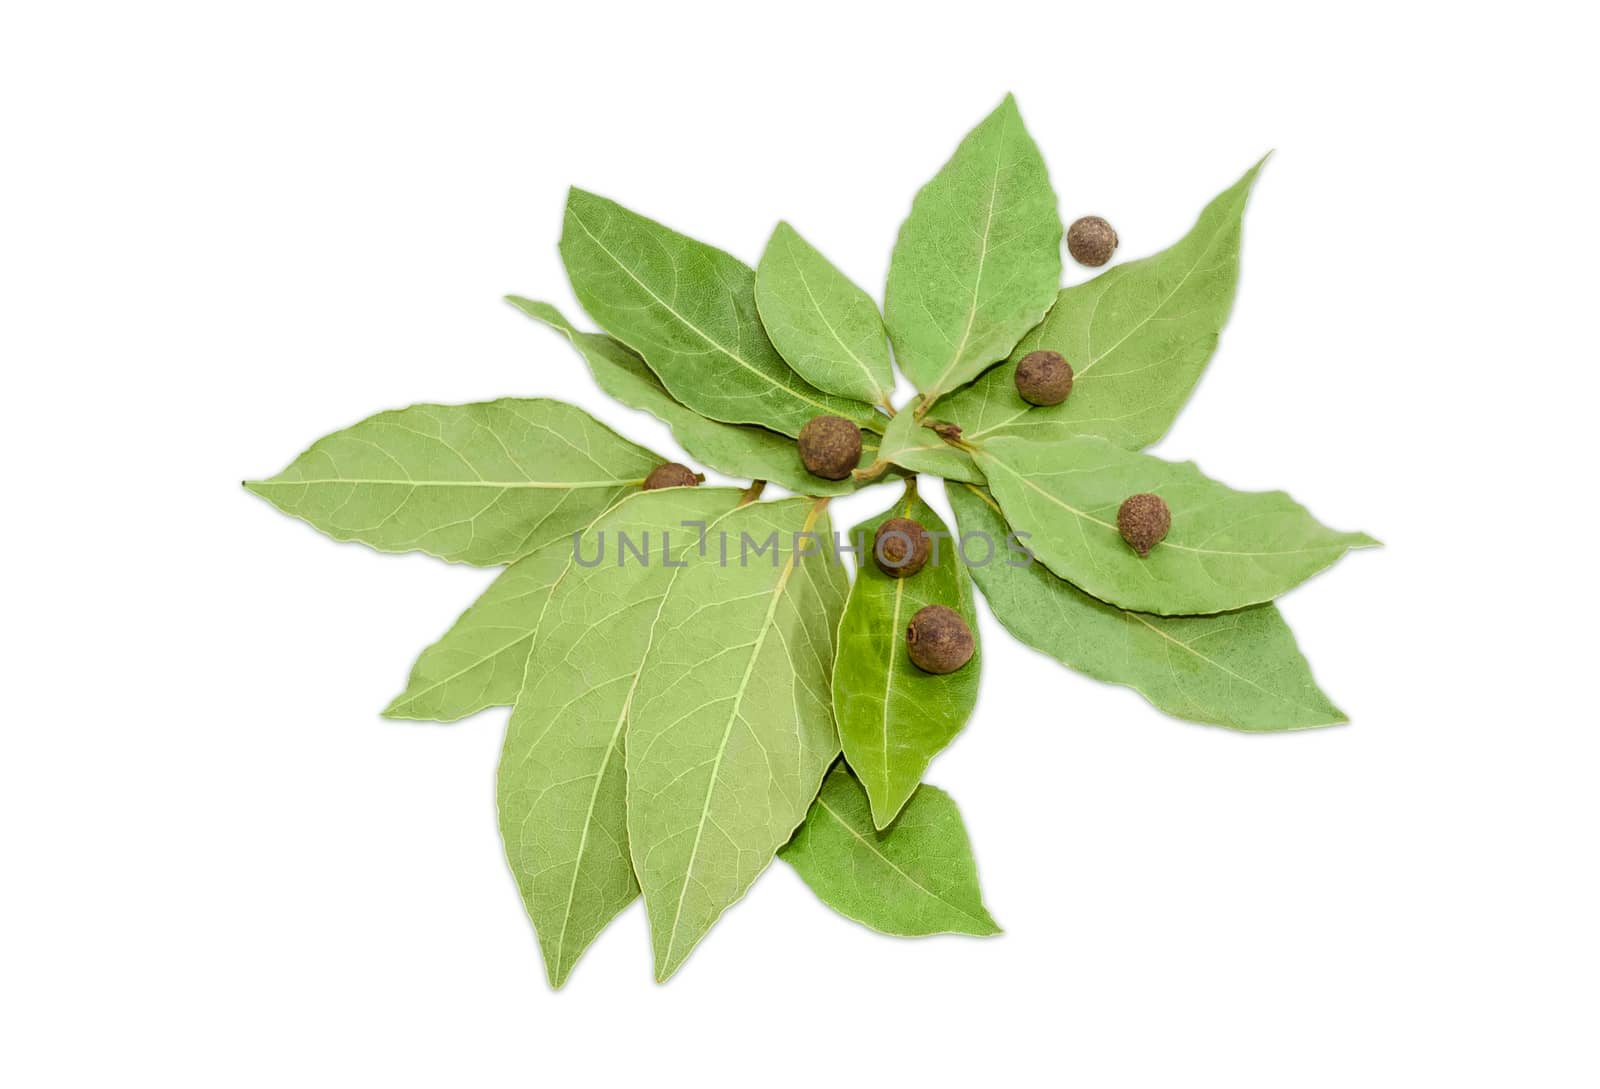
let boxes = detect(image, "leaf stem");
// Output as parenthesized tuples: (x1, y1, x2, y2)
(738, 480, 768, 505)
(923, 419, 978, 453)
(851, 459, 892, 484)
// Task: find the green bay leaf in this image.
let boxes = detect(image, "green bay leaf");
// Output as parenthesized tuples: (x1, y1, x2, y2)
(876, 398, 984, 484)
(973, 434, 1377, 616)
(755, 222, 895, 409)
(1009, 159, 1266, 449)
(884, 94, 1062, 405)
(781, 762, 999, 937)
(245, 399, 658, 566)
(383, 529, 577, 722)
(834, 485, 981, 828)
(560, 189, 881, 438)
(498, 487, 743, 987)
(507, 298, 884, 496)
(947, 482, 1346, 730)
(626, 498, 849, 981)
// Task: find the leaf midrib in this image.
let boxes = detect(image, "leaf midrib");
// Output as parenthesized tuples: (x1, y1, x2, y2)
(251, 477, 641, 489)
(780, 229, 887, 403)
(659, 500, 828, 976)
(1127, 612, 1342, 724)
(1073, 189, 1245, 381)
(872, 491, 918, 825)
(986, 455, 1352, 560)
(815, 796, 992, 931)
(923, 112, 1008, 403)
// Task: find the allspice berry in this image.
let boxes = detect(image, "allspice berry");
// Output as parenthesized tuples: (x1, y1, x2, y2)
(1067, 215, 1118, 267)
(1117, 493, 1171, 557)
(642, 462, 701, 490)
(873, 517, 932, 578)
(797, 415, 863, 480)
(905, 604, 975, 674)
(1015, 349, 1074, 406)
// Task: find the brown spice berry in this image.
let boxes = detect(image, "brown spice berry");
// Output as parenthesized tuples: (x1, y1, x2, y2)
(1117, 493, 1171, 557)
(1015, 349, 1074, 406)
(905, 604, 975, 674)
(642, 462, 701, 490)
(797, 415, 863, 480)
(1066, 215, 1118, 267)
(873, 517, 932, 578)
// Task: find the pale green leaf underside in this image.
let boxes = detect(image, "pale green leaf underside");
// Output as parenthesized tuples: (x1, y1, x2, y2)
(498, 488, 743, 987)
(877, 398, 984, 484)
(781, 763, 999, 937)
(626, 498, 849, 981)
(507, 298, 885, 496)
(560, 189, 881, 438)
(947, 483, 1346, 730)
(884, 94, 1062, 404)
(384, 529, 577, 722)
(974, 434, 1377, 616)
(1008, 159, 1266, 449)
(755, 222, 895, 407)
(834, 487, 981, 828)
(245, 399, 657, 566)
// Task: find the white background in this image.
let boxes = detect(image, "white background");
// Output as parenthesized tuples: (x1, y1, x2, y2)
(3, 2, 1597, 1085)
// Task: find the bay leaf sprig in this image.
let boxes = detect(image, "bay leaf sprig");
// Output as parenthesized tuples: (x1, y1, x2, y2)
(247, 93, 1374, 988)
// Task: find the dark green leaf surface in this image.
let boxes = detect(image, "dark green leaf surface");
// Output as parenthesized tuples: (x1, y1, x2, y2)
(508, 298, 884, 496)
(834, 485, 981, 828)
(1008, 160, 1265, 449)
(498, 488, 743, 987)
(559, 189, 881, 437)
(974, 434, 1377, 615)
(781, 763, 1000, 937)
(626, 498, 849, 981)
(948, 482, 1346, 730)
(884, 95, 1062, 405)
(755, 222, 895, 408)
(245, 399, 657, 566)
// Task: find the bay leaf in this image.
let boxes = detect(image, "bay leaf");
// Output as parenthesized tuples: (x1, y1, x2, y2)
(834, 484, 981, 828)
(875, 397, 984, 484)
(560, 188, 882, 437)
(626, 497, 849, 981)
(780, 762, 999, 937)
(973, 434, 1378, 616)
(755, 222, 895, 409)
(1008, 159, 1266, 449)
(383, 529, 577, 722)
(498, 487, 743, 987)
(947, 482, 1347, 730)
(507, 298, 884, 496)
(245, 399, 658, 566)
(884, 94, 1062, 406)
